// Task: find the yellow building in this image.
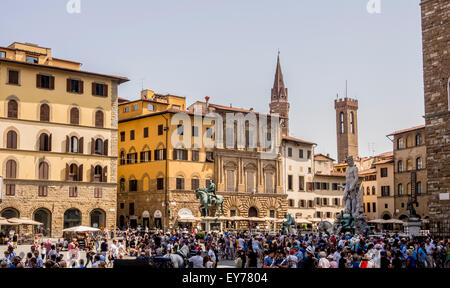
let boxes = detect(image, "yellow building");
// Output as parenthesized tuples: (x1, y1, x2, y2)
(117, 90, 214, 231)
(0, 42, 128, 237)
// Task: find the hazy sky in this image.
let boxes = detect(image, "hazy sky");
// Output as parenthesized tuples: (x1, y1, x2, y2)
(0, 0, 425, 160)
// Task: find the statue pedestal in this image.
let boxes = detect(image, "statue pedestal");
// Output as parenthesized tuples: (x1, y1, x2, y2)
(405, 218, 422, 237)
(201, 217, 223, 232)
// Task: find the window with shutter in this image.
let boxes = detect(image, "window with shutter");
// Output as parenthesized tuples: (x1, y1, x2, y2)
(191, 178, 200, 190)
(94, 187, 102, 198)
(176, 178, 185, 190)
(95, 111, 104, 128)
(70, 108, 79, 125)
(6, 130, 17, 149)
(8, 70, 19, 85)
(158, 125, 164, 135)
(40, 104, 50, 122)
(7, 100, 18, 118)
(191, 150, 199, 161)
(69, 187, 78, 197)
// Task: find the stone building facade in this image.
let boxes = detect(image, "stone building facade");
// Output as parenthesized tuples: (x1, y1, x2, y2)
(388, 125, 429, 220)
(0, 42, 128, 237)
(420, 0, 450, 236)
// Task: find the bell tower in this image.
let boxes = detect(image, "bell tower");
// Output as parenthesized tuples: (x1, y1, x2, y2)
(269, 53, 290, 136)
(335, 97, 359, 163)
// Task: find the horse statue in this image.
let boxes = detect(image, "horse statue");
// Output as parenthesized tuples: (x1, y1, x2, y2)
(281, 214, 295, 235)
(167, 244, 190, 268)
(195, 183, 224, 217)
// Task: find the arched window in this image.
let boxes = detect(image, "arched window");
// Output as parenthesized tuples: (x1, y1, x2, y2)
(398, 160, 403, 172)
(95, 139, 103, 155)
(69, 164, 78, 181)
(340, 112, 344, 134)
(350, 112, 355, 134)
(398, 184, 403, 196)
(5, 159, 17, 196)
(6, 130, 17, 149)
(147, 104, 155, 111)
(95, 110, 104, 128)
(40, 104, 50, 122)
(70, 136, 78, 153)
(38, 162, 49, 180)
(7, 100, 18, 118)
(248, 207, 258, 217)
(63, 208, 82, 229)
(70, 107, 79, 125)
(372, 186, 376, 195)
(120, 151, 126, 165)
(39, 133, 51, 151)
(415, 133, 422, 146)
(366, 187, 370, 195)
(6, 159, 17, 178)
(119, 178, 125, 192)
(416, 157, 423, 170)
(94, 165, 102, 182)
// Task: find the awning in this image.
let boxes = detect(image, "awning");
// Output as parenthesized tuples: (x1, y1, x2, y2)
(296, 219, 312, 224)
(62, 226, 101, 232)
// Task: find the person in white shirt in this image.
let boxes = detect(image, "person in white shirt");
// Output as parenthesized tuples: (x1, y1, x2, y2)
(286, 250, 298, 268)
(208, 246, 216, 263)
(317, 251, 330, 268)
(189, 251, 204, 268)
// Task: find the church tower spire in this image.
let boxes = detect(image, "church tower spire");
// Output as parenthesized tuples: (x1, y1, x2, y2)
(270, 52, 290, 136)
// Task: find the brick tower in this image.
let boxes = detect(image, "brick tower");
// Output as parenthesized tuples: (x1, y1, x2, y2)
(334, 98, 359, 163)
(269, 53, 290, 136)
(421, 0, 450, 236)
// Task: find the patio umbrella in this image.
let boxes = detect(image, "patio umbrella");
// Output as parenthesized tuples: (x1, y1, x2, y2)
(17, 218, 44, 225)
(0, 217, 11, 225)
(368, 219, 385, 224)
(296, 219, 312, 224)
(384, 219, 405, 225)
(62, 226, 101, 232)
(4, 218, 22, 225)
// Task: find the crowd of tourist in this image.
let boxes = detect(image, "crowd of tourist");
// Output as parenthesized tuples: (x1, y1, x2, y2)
(0, 228, 449, 268)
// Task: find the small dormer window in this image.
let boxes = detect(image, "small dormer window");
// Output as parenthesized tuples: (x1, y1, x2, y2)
(26, 55, 38, 64)
(132, 104, 138, 111)
(148, 104, 155, 111)
(0, 51, 5, 58)
(124, 106, 130, 113)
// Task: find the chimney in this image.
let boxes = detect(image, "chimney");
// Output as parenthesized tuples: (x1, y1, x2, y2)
(327, 153, 330, 158)
(249, 108, 254, 112)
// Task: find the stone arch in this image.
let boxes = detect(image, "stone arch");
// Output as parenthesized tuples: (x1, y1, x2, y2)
(5, 95, 20, 119)
(381, 212, 392, 220)
(248, 207, 259, 217)
(1, 207, 20, 219)
(33, 208, 52, 236)
(3, 156, 19, 179)
(128, 174, 137, 181)
(141, 144, 151, 151)
(63, 208, 82, 229)
(398, 214, 408, 221)
(3, 126, 20, 149)
(90, 208, 106, 228)
(155, 142, 165, 150)
(155, 171, 165, 179)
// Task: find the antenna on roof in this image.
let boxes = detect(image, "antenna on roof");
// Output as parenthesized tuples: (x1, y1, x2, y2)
(345, 80, 348, 98)
(140, 78, 145, 92)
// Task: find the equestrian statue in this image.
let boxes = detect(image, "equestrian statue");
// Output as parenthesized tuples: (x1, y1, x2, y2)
(195, 179, 224, 217)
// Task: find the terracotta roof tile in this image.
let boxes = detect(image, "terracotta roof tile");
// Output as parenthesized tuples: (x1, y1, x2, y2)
(387, 125, 425, 137)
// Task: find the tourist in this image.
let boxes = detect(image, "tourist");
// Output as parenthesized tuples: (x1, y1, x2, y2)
(189, 250, 204, 268)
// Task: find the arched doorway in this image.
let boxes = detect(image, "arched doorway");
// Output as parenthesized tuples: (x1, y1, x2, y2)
(1, 208, 20, 235)
(248, 207, 258, 217)
(90, 209, 106, 228)
(399, 215, 409, 221)
(64, 208, 82, 229)
(33, 208, 52, 236)
(1, 207, 19, 219)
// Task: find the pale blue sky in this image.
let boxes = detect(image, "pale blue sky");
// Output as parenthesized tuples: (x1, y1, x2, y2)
(0, 0, 425, 160)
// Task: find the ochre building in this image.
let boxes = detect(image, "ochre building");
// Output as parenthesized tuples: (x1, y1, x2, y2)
(0, 42, 128, 237)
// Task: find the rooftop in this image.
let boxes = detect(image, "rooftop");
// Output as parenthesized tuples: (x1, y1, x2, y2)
(387, 124, 426, 137)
